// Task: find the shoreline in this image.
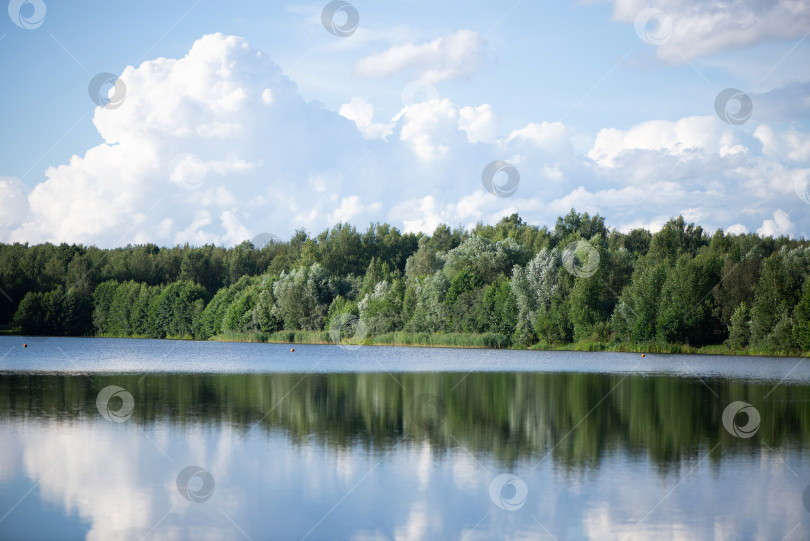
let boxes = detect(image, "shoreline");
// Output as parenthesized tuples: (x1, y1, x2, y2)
(3, 329, 808, 358)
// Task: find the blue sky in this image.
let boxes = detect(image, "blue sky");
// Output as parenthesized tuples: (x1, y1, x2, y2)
(1, 0, 809, 246)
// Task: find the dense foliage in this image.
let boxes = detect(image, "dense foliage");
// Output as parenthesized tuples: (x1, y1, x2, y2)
(3, 210, 809, 352)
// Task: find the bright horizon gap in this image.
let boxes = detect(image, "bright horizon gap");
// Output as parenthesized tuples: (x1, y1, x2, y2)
(0, 210, 804, 250)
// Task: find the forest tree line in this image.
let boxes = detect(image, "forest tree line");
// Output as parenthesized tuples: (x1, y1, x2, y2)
(3, 210, 810, 351)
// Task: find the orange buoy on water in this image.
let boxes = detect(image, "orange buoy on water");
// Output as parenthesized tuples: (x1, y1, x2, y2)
(641, 353, 645, 357)
(290, 348, 295, 352)
(23, 344, 27, 348)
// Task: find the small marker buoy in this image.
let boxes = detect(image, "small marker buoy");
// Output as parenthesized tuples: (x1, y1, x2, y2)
(23, 344, 27, 348)
(641, 353, 645, 357)
(290, 348, 294, 352)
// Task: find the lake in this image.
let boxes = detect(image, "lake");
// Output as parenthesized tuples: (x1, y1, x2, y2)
(0, 337, 809, 540)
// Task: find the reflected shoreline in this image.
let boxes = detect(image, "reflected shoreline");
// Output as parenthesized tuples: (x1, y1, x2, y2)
(2, 372, 808, 469)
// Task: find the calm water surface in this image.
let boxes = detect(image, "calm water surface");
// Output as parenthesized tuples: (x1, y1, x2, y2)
(0, 337, 809, 540)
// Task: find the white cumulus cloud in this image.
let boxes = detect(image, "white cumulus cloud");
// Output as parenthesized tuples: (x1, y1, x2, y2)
(588, 116, 745, 167)
(605, 0, 810, 63)
(353, 30, 486, 83)
(339, 97, 393, 140)
(757, 209, 795, 236)
(1, 32, 809, 247)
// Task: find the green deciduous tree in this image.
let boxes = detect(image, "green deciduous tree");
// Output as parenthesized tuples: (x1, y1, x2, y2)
(750, 247, 810, 347)
(713, 256, 761, 331)
(553, 209, 607, 244)
(648, 216, 708, 261)
(535, 295, 573, 344)
(728, 302, 750, 350)
(195, 276, 254, 339)
(145, 280, 207, 338)
(655, 252, 722, 346)
(442, 236, 529, 284)
(318, 223, 365, 277)
(272, 263, 335, 330)
(477, 275, 517, 336)
(224, 241, 258, 286)
(12, 291, 44, 334)
(611, 260, 668, 342)
(511, 248, 561, 346)
(12, 287, 92, 336)
(358, 279, 405, 334)
(405, 237, 443, 280)
(570, 274, 605, 342)
(107, 281, 141, 336)
(325, 295, 358, 332)
(92, 280, 120, 334)
(405, 273, 450, 333)
(793, 279, 810, 350)
(223, 278, 262, 333)
(567, 239, 608, 342)
(361, 257, 392, 296)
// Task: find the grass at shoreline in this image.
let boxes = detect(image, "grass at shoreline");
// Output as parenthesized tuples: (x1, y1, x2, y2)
(528, 340, 809, 357)
(210, 330, 511, 349)
(4, 328, 808, 357)
(205, 330, 810, 357)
